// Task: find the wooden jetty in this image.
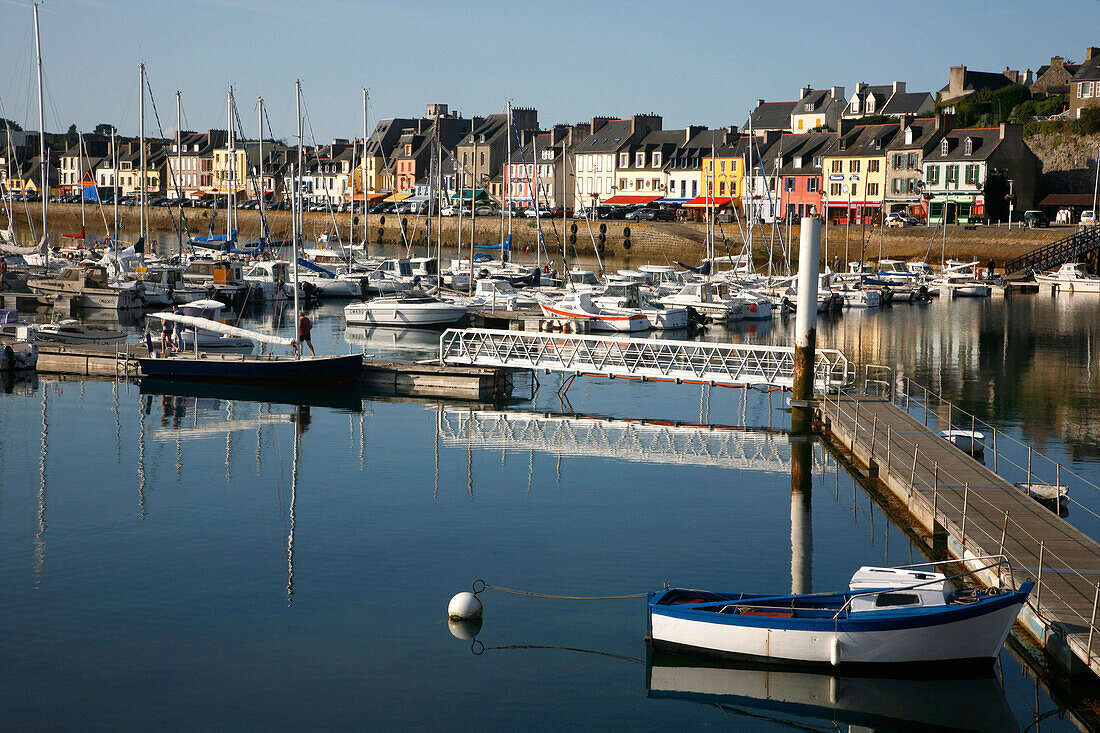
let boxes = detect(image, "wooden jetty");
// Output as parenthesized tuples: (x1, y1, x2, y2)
(821, 393, 1100, 677)
(33, 342, 519, 400)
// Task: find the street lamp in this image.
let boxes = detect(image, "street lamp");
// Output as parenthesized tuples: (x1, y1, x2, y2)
(1091, 147, 1100, 224)
(1006, 179, 1014, 231)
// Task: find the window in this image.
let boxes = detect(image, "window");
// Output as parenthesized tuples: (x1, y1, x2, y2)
(964, 137, 973, 155)
(849, 160, 860, 173)
(785, 177, 795, 191)
(807, 177, 819, 193)
(1086, 82, 1095, 99)
(851, 184, 857, 196)
(946, 165, 959, 183)
(867, 183, 878, 196)
(893, 154, 903, 170)
(680, 180, 686, 197)
(831, 160, 842, 173)
(798, 118, 804, 130)
(652, 178, 661, 189)
(813, 156, 822, 168)
(940, 139, 949, 155)
(720, 160, 726, 172)
(965, 164, 981, 185)
(830, 183, 841, 196)
(908, 153, 918, 170)
(619, 178, 627, 191)
(652, 152, 661, 167)
(892, 178, 900, 194)
(868, 159, 880, 173)
(719, 181, 725, 195)
(635, 152, 645, 167)
(691, 180, 697, 198)
(1079, 82, 1084, 99)
(595, 156, 602, 172)
(480, 152, 485, 166)
(635, 178, 643, 190)
(620, 152, 629, 167)
(875, 592, 920, 607)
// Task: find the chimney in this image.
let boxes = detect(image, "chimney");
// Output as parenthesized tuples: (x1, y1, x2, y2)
(999, 122, 1021, 143)
(756, 98, 765, 109)
(590, 116, 613, 134)
(899, 114, 912, 133)
(762, 129, 782, 148)
(1051, 56, 1064, 68)
(949, 65, 967, 98)
(800, 85, 812, 100)
(1087, 47, 1100, 61)
(630, 113, 662, 138)
(684, 124, 706, 144)
(935, 110, 955, 133)
(892, 81, 906, 95)
(838, 117, 856, 136)
(830, 86, 845, 101)
(1003, 67, 1019, 84)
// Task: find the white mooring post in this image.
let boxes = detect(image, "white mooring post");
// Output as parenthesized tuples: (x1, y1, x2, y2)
(791, 217, 821, 435)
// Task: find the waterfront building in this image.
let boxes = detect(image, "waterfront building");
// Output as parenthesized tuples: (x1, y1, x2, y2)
(1069, 48, 1100, 119)
(96, 140, 165, 197)
(821, 120, 896, 224)
(572, 114, 661, 209)
(789, 86, 846, 132)
(939, 65, 1031, 107)
(774, 132, 831, 220)
(507, 124, 586, 210)
(844, 82, 934, 120)
(606, 127, 685, 207)
(883, 113, 953, 217)
(1030, 56, 1081, 98)
(356, 117, 416, 203)
(922, 122, 1038, 225)
(457, 108, 536, 204)
(665, 127, 729, 208)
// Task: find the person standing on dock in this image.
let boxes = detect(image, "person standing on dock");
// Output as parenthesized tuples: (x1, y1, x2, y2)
(0, 257, 7, 291)
(298, 313, 315, 356)
(161, 305, 180, 354)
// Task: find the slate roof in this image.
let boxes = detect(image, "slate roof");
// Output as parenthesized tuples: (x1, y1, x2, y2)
(1072, 56, 1100, 82)
(746, 101, 796, 131)
(885, 118, 942, 151)
(940, 69, 1015, 97)
(825, 123, 898, 158)
(573, 120, 632, 154)
(773, 132, 833, 175)
(881, 92, 935, 116)
(923, 127, 1003, 162)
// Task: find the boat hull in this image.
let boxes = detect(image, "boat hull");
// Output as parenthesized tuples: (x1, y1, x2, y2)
(648, 585, 1030, 668)
(137, 352, 363, 383)
(540, 303, 649, 332)
(344, 302, 468, 327)
(1036, 275, 1100, 293)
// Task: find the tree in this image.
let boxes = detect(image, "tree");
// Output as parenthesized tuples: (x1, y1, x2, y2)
(0, 118, 23, 132)
(93, 123, 116, 137)
(66, 124, 78, 146)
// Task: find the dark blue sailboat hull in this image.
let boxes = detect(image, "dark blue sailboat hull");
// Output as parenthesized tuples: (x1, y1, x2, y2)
(137, 353, 363, 384)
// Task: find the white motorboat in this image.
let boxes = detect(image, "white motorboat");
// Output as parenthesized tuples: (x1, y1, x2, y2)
(241, 260, 295, 302)
(940, 429, 986, 456)
(182, 259, 251, 306)
(660, 282, 742, 322)
(649, 559, 1032, 668)
(450, 278, 543, 312)
(33, 318, 127, 345)
(344, 291, 468, 327)
(934, 261, 991, 298)
(163, 299, 255, 353)
(27, 265, 146, 310)
(593, 283, 690, 329)
(0, 339, 38, 370)
(834, 286, 881, 308)
(1035, 263, 1100, 293)
(541, 291, 649, 332)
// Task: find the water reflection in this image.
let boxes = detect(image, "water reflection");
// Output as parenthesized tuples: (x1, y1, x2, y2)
(646, 650, 1019, 732)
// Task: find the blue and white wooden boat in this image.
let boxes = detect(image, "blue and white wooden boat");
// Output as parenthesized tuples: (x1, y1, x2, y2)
(648, 560, 1032, 669)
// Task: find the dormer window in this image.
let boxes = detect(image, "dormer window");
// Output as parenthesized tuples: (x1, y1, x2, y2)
(404, 144, 412, 155)
(813, 155, 822, 167)
(867, 98, 875, 113)
(804, 102, 813, 112)
(851, 99, 860, 114)
(839, 138, 846, 152)
(619, 152, 629, 167)
(652, 152, 661, 167)
(964, 137, 973, 155)
(635, 152, 645, 167)
(940, 139, 949, 155)
(904, 127, 913, 145)
(794, 156, 803, 169)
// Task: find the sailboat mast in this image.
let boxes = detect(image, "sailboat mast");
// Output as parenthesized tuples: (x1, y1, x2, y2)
(293, 80, 302, 349)
(139, 62, 146, 254)
(33, 3, 47, 266)
(258, 96, 265, 242)
(78, 130, 85, 232)
(111, 127, 118, 248)
(506, 100, 512, 246)
(362, 88, 368, 249)
(176, 91, 183, 258)
(226, 85, 235, 240)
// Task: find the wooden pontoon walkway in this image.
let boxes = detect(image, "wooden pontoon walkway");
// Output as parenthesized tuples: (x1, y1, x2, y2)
(821, 394, 1100, 676)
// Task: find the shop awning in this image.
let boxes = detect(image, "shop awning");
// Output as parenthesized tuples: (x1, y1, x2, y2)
(654, 197, 691, 205)
(603, 194, 662, 205)
(1039, 194, 1097, 206)
(683, 196, 736, 208)
(382, 193, 411, 203)
(453, 189, 490, 202)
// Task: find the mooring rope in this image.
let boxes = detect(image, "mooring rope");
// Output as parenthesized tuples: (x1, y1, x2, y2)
(472, 579, 647, 600)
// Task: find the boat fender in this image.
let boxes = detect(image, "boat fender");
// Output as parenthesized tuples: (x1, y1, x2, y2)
(749, 303, 757, 313)
(448, 591, 483, 621)
(830, 636, 841, 666)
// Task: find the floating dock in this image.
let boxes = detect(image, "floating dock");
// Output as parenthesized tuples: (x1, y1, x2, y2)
(33, 342, 519, 400)
(821, 393, 1100, 678)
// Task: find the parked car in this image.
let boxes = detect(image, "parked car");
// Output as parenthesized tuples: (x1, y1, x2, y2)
(1081, 210, 1097, 225)
(474, 205, 496, 216)
(441, 205, 471, 217)
(626, 207, 674, 221)
(524, 206, 552, 218)
(885, 213, 920, 228)
(371, 202, 397, 214)
(1024, 210, 1049, 228)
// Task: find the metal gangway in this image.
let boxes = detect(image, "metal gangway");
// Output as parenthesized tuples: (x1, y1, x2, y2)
(438, 409, 828, 472)
(439, 329, 853, 390)
(1004, 224, 1100, 279)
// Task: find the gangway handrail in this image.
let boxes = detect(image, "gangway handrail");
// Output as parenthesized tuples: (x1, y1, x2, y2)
(439, 328, 854, 391)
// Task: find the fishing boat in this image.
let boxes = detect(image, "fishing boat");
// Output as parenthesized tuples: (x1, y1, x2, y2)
(33, 319, 127, 345)
(541, 291, 650, 332)
(1035, 263, 1100, 293)
(940, 429, 986, 456)
(344, 291, 468, 328)
(648, 559, 1032, 668)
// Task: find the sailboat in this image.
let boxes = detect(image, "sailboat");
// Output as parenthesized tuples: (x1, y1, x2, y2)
(137, 81, 363, 384)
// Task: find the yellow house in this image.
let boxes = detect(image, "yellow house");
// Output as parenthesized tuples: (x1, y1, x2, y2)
(821, 123, 896, 225)
(700, 148, 744, 200)
(212, 146, 251, 196)
(789, 87, 846, 133)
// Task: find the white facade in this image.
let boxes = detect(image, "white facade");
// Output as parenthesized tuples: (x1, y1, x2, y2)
(573, 152, 616, 206)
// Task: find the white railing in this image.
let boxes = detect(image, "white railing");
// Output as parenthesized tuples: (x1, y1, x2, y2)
(439, 329, 854, 390)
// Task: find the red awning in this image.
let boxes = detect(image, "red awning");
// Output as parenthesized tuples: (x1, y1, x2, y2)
(683, 196, 736, 208)
(602, 194, 662, 205)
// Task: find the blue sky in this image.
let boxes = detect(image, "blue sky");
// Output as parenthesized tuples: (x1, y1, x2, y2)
(2, 0, 1097, 142)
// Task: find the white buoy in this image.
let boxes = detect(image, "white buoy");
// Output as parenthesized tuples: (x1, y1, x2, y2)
(448, 591, 483, 621)
(448, 617, 483, 640)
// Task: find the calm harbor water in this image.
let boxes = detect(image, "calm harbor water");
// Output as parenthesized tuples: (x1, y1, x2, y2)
(1, 291, 1099, 730)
